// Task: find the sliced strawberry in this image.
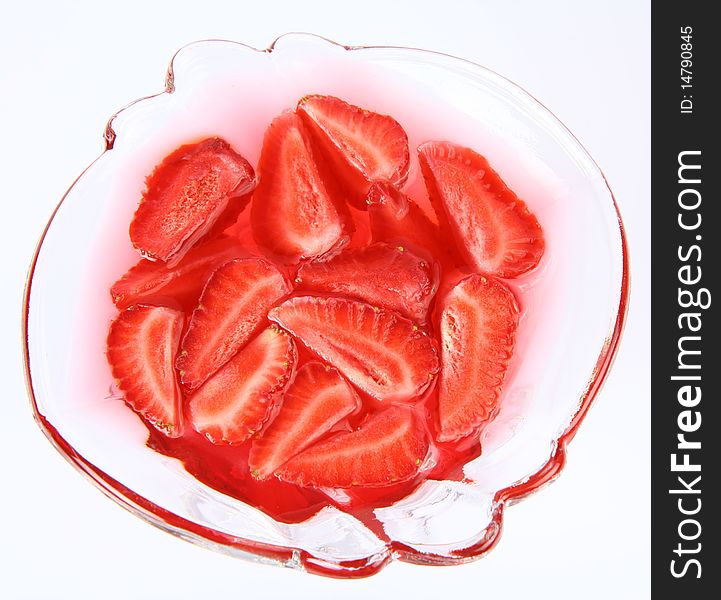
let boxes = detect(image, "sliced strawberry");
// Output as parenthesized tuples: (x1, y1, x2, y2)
(296, 243, 438, 322)
(268, 296, 439, 402)
(129, 138, 255, 265)
(110, 236, 247, 310)
(188, 326, 296, 444)
(250, 111, 349, 263)
(203, 190, 255, 238)
(436, 274, 519, 442)
(248, 362, 361, 479)
(176, 257, 291, 391)
(278, 406, 428, 488)
(106, 305, 184, 437)
(366, 181, 447, 261)
(297, 95, 410, 209)
(418, 142, 544, 278)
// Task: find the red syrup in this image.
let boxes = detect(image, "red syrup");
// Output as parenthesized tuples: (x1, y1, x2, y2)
(145, 368, 482, 526)
(145, 387, 481, 526)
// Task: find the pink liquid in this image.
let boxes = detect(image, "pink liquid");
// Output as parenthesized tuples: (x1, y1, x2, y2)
(69, 43, 571, 527)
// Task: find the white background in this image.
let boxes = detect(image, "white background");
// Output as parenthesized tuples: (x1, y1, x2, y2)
(1, 1, 649, 598)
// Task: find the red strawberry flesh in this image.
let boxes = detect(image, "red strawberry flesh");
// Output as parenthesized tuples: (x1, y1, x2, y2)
(268, 296, 439, 402)
(176, 257, 291, 391)
(419, 141, 544, 278)
(129, 137, 255, 265)
(248, 362, 360, 479)
(188, 326, 297, 444)
(106, 305, 184, 437)
(278, 405, 428, 488)
(437, 274, 519, 441)
(251, 111, 349, 262)
(297, 95, 410, 208)
(295, 243, 438, 322)
(366, 181, 447, 262)
(110, 236, 246, 310)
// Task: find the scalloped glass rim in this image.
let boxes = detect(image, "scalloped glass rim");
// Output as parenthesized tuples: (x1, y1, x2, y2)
(23, 34, 629, 578)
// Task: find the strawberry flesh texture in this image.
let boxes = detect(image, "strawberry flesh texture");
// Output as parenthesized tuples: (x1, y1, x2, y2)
(419, 142, 544, 278)
(251, 111, 349, 263)
(296, 242, 438, 323)
(297, 95, 410, 209)
(278, 405, 428, 488)
(188, 326, 297, 444)
(366, 181, 449, 263)
(436, 274, 519, 442)
(269, 296, 439, 403)
(248, 362, 361, 479)
(203, 190, 254, 238)
(130, 137, 255, 265)
(106, 305, 184, 437)
(110, 236, 247, 310)
(176, 257, 291, 391)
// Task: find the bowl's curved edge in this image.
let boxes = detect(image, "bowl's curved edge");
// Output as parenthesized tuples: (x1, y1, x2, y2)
(22, 33, 631, 578)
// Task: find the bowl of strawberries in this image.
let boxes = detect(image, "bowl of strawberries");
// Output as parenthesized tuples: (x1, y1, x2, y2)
(24, 34, 628, 577)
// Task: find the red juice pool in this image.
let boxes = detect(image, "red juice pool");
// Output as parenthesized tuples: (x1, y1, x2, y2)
(65, 41, 571, 529)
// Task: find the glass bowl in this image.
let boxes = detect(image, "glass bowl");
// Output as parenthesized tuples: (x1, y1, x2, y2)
(23, 34, 629, 578)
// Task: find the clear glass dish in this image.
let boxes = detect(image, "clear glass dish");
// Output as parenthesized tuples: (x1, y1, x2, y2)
(23, 34, 629, 578)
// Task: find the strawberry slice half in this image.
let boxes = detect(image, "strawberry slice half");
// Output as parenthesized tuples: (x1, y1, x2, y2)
(297, 95, 410, 209)
(248, 362, 361, 479)
(110, 236, 247, 310)
(251, 111, 349, 263)
(188, 326, 297, 444)
(436, 274, 519, 442)
(176, 257, 291, 391)
(296, 243, 438, 322)
(418, 142, 544, 278)
(130, 137, 256, 265)
(366, 181, 447, 262)
(106, 305, 184, 437)
(278, 406, 428, 488)
(268, 296, 439, 402)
